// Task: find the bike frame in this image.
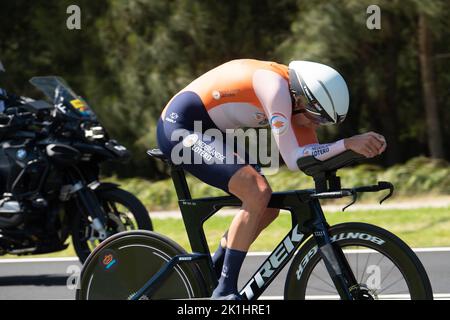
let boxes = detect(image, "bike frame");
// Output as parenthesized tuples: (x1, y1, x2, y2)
(131, 163, 357, 301)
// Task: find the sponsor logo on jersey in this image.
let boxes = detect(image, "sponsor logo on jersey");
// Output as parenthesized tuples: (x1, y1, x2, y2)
(165, 112, 179, 123)
(212, 90, 221, 100)
(211, 89, 240, 100)
(302, 145, 330, 157)
(182, 133, 226, 163)
(269, 112, 289, 135)
(182, 133, 199, 148)
(191, 140, 226, 163)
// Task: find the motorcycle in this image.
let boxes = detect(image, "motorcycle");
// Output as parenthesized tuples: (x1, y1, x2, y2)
(0, 74, 153, 262)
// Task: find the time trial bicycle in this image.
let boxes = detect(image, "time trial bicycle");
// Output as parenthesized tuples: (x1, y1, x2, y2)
(76, 149, 433, 300)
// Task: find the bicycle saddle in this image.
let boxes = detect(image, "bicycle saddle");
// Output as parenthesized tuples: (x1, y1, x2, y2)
(147, 148, 168, 161)
(297, 150, 365, 177)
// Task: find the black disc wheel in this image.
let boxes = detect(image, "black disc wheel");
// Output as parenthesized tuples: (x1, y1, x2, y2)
(76, 230, 206, 300)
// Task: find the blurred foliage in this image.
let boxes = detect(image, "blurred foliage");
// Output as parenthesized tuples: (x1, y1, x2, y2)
(105, 157, 450, 211)
(0, 0, 449, 179)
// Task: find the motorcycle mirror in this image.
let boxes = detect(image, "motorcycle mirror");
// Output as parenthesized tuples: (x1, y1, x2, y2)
(0, 60, 4, 72)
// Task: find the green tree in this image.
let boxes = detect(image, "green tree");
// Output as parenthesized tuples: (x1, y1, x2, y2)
(276, 0, 449, 164)
(95, 0, 297, 177)
(1, 0, 449, 180)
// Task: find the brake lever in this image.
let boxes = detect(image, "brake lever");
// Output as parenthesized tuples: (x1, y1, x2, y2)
(378, 181, 394, 204)
(342, 189, 357, 212)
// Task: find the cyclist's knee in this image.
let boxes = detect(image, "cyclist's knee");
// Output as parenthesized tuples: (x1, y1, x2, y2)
(242, 182, 272, 214)
(257, 185, 272, 206)
(229, 166, 272, 213)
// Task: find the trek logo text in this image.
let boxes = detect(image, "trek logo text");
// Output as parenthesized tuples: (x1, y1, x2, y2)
(241, 225, 304, 299)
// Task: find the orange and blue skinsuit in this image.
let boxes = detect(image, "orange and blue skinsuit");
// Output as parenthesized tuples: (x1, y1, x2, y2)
(157, 59, 345, 192)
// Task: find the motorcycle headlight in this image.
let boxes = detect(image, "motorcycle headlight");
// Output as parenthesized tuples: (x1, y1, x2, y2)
(84, 125, 105, 140)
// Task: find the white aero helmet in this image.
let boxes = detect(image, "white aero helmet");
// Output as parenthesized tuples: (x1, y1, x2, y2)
(288, 61, 349, 125)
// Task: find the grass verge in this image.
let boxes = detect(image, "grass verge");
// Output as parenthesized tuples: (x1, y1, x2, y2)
(2, 206, 449, 259)
(105, 156, 450, 211)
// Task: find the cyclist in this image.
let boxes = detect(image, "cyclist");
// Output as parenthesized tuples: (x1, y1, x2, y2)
(156, 59, 387, 299)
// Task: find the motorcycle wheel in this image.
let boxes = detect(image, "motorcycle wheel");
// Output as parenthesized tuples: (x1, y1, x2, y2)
(71, 187, 152, 262)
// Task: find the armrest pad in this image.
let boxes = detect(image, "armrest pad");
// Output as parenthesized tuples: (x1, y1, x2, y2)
(297, 150, 365, 177)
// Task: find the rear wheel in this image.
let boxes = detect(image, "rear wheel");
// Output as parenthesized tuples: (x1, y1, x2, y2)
(284, 223, 433, 300)
(76, 230, 206, 300)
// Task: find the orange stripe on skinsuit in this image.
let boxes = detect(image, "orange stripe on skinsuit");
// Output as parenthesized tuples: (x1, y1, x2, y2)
(291, 120, 318, 146)
(182, 59, 289, 111)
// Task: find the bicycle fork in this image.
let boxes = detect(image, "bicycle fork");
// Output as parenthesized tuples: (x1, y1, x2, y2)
(309, 200, 358, 300)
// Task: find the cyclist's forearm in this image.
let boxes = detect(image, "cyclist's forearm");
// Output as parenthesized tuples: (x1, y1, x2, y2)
(297, 139, 346, 162)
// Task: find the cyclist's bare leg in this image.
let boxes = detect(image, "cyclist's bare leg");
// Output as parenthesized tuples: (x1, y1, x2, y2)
(211, 165, 274, 298)
(212, 173, 278, 278)
(226, 165, 273, 251)
(217, 207, 279, 249)
(254, 207, 280, 241)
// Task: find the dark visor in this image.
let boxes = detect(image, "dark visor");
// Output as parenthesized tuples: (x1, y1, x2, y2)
(289, 69, 336, 124)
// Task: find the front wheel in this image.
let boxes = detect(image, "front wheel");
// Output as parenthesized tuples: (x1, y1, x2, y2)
(284, 223, 433, 300)
(72, 187, 153, 262)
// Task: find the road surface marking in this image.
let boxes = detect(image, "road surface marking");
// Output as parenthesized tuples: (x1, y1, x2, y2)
(1, 246, 450, 263)
(247, 247, 450, 256)
(0, 257, 79, 263)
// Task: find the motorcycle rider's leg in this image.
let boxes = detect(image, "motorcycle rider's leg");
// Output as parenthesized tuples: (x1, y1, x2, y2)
(211, 165, 273, 298)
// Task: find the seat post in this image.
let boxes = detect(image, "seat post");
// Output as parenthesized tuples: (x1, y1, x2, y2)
(147, 148, 192, 200)
(170, 166, 192, 200)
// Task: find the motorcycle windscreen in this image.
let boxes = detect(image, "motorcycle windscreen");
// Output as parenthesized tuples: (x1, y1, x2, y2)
(29, 76, 97, 120)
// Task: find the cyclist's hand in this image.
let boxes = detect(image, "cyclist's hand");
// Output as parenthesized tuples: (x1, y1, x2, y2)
(344, 132, 387, 158)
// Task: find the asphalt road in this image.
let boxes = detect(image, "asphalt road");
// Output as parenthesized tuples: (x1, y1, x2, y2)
(1, 248, 450, 300)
